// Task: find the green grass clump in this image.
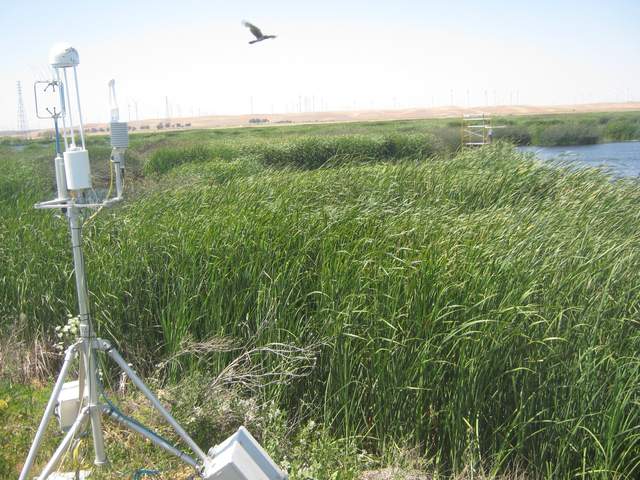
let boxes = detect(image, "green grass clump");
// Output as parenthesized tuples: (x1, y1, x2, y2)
(255, 134, 441, 169)
(144, 144, 216, 174)
(515, 112, 640, 145)
(493, 125, 532, 146)
(143, 134, 443, 174)
(606, 119, 640, 141)
(0, 146, 50, 205)
(536, 122, 600, 146)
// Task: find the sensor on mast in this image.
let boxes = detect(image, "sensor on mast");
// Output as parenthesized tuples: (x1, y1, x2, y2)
(49, 43, 92, 191)
(108, 79, 128, 198)
(108, 79, 119, 122)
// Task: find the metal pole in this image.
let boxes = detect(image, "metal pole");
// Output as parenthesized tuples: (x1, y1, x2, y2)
(105, 345, 208, 463)
(68, 206, 107, 465)
(53, 116, 61, 157)
(18, 343, 79, 480)
(38, 407, 91, 480)
(55, 70, 70, 151)
(53, 115, 68, 200)
(72, 66, 86, 149)
(62, 68, 76, 147)
(112, 150, 124, 198)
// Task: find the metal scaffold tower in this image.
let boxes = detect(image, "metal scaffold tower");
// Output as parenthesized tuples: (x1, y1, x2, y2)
(17, 80, 29, 135)
(461, 112, 492, 147)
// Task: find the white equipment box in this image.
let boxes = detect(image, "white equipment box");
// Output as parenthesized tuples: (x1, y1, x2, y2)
(63, 148, 92, 190)
(204, 427, 288, 480)
(55, 380, 88, 431)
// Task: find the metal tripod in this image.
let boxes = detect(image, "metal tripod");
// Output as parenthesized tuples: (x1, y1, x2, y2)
(19, 204, 210, 480)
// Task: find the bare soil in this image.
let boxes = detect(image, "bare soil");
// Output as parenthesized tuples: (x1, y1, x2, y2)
(76, 102, 640, 134)
(10, 102, 640, 138)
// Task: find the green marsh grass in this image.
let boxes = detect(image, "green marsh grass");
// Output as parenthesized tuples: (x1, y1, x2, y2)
(143, 133, 443, 174)
(3, 121, 640, 477)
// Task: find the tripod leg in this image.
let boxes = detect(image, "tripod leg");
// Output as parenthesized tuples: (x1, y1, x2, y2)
(38, 406, 91, 480)
(101, 404, 199, 469)
(81, 340, 107, 465)
(104, 345, 208, 463)
(18, 343, 79, 480)
(78, 344, 85, 418)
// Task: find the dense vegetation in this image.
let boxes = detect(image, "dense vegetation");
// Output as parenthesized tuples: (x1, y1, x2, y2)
(492, 111, 640, 146)
(6, 110, 640, 154)
(2, 114, 640, 478)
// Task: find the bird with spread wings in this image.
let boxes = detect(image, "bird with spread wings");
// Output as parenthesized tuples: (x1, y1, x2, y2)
(242, 20, 277, 44)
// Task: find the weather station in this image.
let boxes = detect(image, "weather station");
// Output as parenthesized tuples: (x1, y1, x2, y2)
(19, 43, 287, 480)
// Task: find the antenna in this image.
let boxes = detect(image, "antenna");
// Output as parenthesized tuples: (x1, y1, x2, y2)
(20, 44, 287, 480)
(48, 43, 91, 191)
(17, 81, 29, 136)
(108, 79, 119, 121)
(109, 79, 128, 198)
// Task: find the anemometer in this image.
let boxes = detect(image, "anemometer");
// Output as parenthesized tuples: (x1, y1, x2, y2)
(19, 43, 286, 480)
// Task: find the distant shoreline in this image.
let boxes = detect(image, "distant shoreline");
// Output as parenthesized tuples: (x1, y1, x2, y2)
(4, 101, 640, 138)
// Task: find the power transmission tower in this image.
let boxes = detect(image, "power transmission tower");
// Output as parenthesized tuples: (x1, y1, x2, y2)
(17, 81, 29, 135)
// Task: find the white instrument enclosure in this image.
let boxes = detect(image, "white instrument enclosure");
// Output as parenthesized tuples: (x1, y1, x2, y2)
(55, 380, 88, 432)
(204, 427, 288, 480)
(63, 148, 92, 190)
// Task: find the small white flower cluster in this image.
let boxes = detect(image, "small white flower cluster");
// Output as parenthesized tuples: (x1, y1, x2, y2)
(54, 314, 80, 351)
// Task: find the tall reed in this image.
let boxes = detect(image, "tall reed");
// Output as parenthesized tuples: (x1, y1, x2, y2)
(3, 137, 640, 477)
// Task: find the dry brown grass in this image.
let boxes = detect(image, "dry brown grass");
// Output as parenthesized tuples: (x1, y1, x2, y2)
(0, 316, 58, 383)
(360, 468, 432, 480)
(360, 468, 528, 480)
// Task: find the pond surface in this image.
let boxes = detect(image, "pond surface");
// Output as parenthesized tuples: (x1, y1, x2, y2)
(519, 141, 640, 178)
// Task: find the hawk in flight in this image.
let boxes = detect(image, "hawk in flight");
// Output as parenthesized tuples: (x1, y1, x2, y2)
(242, 20, 277, 44)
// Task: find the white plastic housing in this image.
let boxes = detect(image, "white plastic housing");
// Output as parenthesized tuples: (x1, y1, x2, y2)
(64, 148, 92, 190)
(203, 427, 287, 480)
(55, 380, 87, 431)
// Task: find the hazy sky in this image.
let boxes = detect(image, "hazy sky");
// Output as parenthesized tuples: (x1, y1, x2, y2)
(1, 0, 639, 130)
